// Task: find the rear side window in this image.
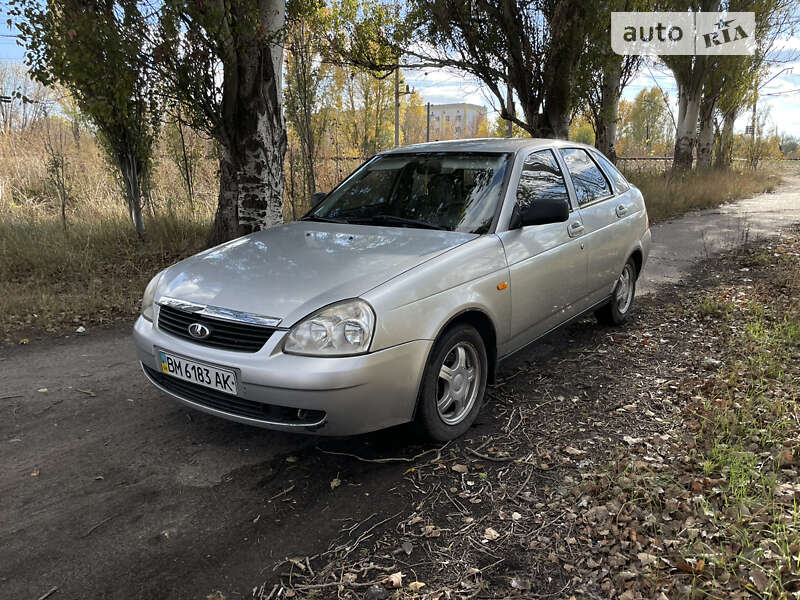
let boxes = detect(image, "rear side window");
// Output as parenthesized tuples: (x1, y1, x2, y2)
(592, 151, 630, 194)
(515, 150, 570, 211)
(559, 148, 612, 206)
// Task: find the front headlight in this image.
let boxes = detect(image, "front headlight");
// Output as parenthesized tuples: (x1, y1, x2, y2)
(141, 270, 166, 322)
(284, 299, 375, 356)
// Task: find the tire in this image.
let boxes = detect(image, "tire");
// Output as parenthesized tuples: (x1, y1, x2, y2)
(595, 257, 637, 326)
(416, 324, 488, 441)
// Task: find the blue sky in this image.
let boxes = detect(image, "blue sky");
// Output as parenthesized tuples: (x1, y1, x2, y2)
(1, 7, 798, 137)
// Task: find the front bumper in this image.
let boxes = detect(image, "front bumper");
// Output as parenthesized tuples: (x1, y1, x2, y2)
(133, 316, 432, 436)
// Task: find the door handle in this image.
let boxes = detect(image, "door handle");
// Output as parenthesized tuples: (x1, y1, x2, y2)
(615, 204, 628, 217)
(569, 222, 585, 236)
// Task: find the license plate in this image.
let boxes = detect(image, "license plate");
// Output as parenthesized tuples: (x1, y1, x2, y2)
(158, 350, 238, 395)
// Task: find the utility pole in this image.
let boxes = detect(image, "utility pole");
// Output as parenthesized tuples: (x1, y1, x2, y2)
(426, 102, 431, 142)
(394, 67, 413, 147)
(395, 67, 400, 147)
(505, 68, 514, 138)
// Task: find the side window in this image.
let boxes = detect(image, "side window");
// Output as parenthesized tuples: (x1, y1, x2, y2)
(592, 151, 630, 194)
(515, 150, 569, 211)
(559, 148, 612, 206)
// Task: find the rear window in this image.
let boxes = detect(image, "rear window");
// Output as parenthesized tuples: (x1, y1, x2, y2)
(515, 150, 570, 211)
(559, 148, 612, 206)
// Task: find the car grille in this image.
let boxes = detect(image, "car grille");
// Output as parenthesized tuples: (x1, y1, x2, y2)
(157, 304, 276, 352)
(143, 365, 326, 426)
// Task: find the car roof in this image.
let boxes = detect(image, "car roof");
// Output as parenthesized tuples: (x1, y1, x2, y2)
(379, 137, 589, 156)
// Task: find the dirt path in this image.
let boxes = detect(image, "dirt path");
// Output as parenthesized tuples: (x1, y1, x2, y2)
(2, 171, 799, 599)
(639, 165, 800, 294)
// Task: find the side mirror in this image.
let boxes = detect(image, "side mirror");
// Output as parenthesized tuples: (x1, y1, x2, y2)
(509, 196, 570, 229)
(310, 191, 327, 208)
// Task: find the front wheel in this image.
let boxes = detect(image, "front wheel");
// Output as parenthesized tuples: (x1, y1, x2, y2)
(416, 324, 488, 441)
(595, 258, 637, 325)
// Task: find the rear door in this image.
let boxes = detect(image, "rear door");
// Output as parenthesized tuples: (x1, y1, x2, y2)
(558, 148, 635, 305)
(498, 149, 588, 354)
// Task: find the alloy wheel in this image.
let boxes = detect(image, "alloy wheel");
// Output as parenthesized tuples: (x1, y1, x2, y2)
(436, 342, 481, 426)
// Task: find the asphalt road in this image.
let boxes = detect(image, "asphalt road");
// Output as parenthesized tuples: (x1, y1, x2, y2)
(2, 169, 799, 599)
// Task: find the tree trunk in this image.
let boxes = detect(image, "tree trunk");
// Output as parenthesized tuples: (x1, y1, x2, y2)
(595, 60, 621, 162)
(209, 149, 239, 244)
(672, 82, 702, 170)
(664, 52, 710, 172)
(120, 151, 145, 239)
(714, 110, 737, 170)
(696, 94, 716, 169)
(539, 0, 585, 139)
(208, 0, 286, 245)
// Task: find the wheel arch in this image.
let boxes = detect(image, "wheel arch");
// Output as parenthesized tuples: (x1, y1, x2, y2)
(629, 247, 643, 278)
(432, 308, 499, 384)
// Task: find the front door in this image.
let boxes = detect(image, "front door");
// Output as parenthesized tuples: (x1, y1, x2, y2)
(498, 149, 588, 355)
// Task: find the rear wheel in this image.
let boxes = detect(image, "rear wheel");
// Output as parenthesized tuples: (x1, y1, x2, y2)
(595, 258, 637, 325)
(416, 324, 488, 441)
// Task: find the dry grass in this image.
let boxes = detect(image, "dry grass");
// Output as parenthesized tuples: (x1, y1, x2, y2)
(0, 215, 210, 338)
(0, 123, 214, 340)
(624, 166, 783, 224)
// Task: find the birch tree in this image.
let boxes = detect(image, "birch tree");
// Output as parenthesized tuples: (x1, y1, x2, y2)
(157, 0, 288, 244)
(583, 0, 643, 162)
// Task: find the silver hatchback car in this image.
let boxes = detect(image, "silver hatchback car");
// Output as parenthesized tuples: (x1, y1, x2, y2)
(134, 139, 651, 440)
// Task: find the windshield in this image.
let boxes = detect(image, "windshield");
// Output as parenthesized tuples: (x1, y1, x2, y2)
(308, 152, 511, 234)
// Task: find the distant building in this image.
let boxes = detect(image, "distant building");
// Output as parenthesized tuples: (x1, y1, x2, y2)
(428, 103, 488, 140)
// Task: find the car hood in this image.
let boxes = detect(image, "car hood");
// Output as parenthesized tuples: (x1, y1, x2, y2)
(158, 221, 477, 326)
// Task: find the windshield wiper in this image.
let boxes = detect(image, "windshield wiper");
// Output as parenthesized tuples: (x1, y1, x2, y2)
(301, 214, 350, 224)
(349, 214, 447, 231)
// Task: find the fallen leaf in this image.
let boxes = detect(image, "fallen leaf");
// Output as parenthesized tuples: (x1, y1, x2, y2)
(452, 464, 468, 473)
(637, 552, 657, 566)
(676, 557, 704, 574)
(408, 581, 426, 592)
(750, 568, 769, 593)
(421, 525, 441, 538)
(565, 446, 585, 456)
(484, 527, 500, 541)
(510, 577, 532, 590)
(385, 572, 403, 588)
